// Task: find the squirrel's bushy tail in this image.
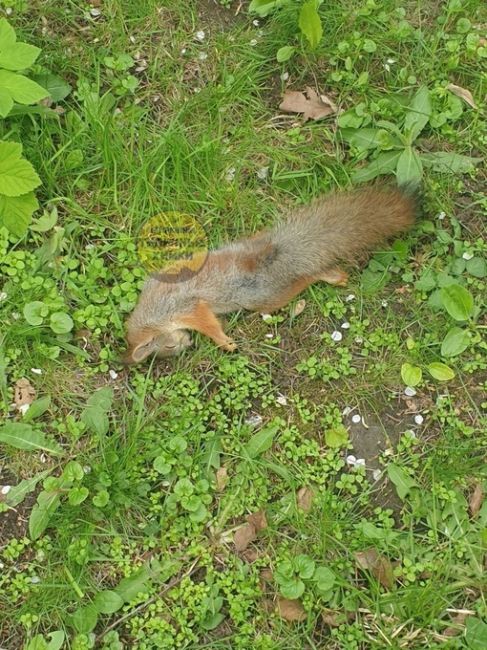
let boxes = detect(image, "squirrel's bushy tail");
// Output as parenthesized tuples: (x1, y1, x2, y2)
(275, 185, 418, 272)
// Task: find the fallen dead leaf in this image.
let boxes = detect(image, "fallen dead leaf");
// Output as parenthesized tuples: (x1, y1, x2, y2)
(290, 299, 306, 318)
(277, 598, 307, 622)
(355, 548, 394, 590)
(247, 509, 268, 532)
(14, 378, 36, 411)
(215, 467, 229, 492)
(443, 611, 469, 637)
(469, 481, 484, 517)
(297, 486, 314, 513)
(447, 83, 478, 109)
(241, 548, 260, 563)
(279, 86, 337, 122)
(234, 523, 256, 552)
(260, 568, 273, 582)
(322, 609, 347, 627)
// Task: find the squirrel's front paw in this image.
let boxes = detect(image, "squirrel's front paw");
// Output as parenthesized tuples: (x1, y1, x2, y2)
(221, 339, 237, 352)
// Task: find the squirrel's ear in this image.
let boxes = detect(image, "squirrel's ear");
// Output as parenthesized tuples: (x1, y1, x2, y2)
(126, 339, 155, 363)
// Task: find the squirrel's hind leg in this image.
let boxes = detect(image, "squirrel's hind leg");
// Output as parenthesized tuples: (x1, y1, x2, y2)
(317, 267, 349, 287)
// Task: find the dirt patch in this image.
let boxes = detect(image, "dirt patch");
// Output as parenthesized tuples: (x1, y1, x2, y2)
(0, 468, 36, 542)
(196, 0, 246, 32)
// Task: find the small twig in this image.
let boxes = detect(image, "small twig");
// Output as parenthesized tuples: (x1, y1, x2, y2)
(96, 558, 200, 642)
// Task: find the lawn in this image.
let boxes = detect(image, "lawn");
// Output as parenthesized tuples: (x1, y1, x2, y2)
(0, 0, 486, 648)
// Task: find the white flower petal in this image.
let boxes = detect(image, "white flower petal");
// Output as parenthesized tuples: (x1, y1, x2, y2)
(331, 330, 343, 342)
(404, 386, 417, 397)
(414, 414, 424, 425)
(351, 414, 361, 424)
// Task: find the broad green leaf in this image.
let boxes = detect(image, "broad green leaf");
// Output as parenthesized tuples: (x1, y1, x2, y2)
(68, 486, 89, 506)
(116, 565, 152, 602)
(0, 70, 48, 104)
(46, 631, 65, 650)
(276, 46, 295, 62)
(441, 327, 470, 357)
(325, 425, 349, 448)
(387, 464, 418, 500)
(23, 301, 48, 326)
(396, 147, 423, 186)
(0, 141, 41, 196)
(81, 406, 109, 437)
(25, 631, 65, 650)
(92, 489, 110, 507)
(427, 362, 455, 381)
(295, 554, 315, 579)
(404, 86, 431, 140)
(87, 386, 114, 411)
(0, 18, 16, 48)
(0, 42, 40, 70)
(313, 566, 336, 592)
(31, 72, 71, 102)
(49, 311, 73, 334)
(414, 268, 436, 291)
(0, 87, 13, 116)
(23, 635, 48, 650)
(71, 605, 98, 634)
(23, 396, 51, 422)
(249, 0, 290, 17)
(94, 589, 124, 614)
(62, 460, 84, 483)
(4, 469, 50, 507)
(440, 284, 474, 321)
(244, 423, 278, 458)
(0, 191, 39, 237)
(29, 489, 61, 539)
(153, 456, 171, 475)
(466, 617, 487, 650)
(341, 128, 397, 150)
(30, 207, 58, 232)
(280, 577, 305, 600)
(0, 422, 61, 454)
(400, 363, 422, 387)
(352, 150, 401, 182)
(466, 257, 486, 278)
(420, 151, 482, 174)
(299, 0, 322, 50)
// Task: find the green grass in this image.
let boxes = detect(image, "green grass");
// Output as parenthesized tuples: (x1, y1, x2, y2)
(1, 0, 486, 648)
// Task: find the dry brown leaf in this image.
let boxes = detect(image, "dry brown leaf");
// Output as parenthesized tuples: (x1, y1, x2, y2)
(277, 598, 307, 622)
(447, 83, 478, 109)
(14, 378, 36, 411)
(234, 523, 256, 551)
(297, 486, 314, 513)
(469, 482, 484, 517)
(355, 548, 394, 590)
(443, 611, 469, 637)
(260, 568, 273, 582)
(215, 467, 229, 492)
(279, 86, 337, 122)
(241, 548, 260, 563)
(321, 609, 347, 627)
(290, 299, 306, 318)
(247, 509, 268, 532)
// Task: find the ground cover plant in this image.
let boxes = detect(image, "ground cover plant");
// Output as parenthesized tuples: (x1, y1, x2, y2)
(0, 0, 486, 648)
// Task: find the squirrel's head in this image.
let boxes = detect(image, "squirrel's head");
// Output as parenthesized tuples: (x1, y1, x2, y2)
(122, 277, 193, 364)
